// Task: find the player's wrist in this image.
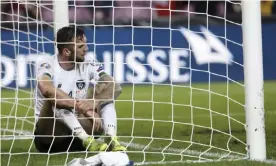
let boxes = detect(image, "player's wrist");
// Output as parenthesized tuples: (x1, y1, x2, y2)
(88, 99, 100, 111)
(93, 100, 100, 109)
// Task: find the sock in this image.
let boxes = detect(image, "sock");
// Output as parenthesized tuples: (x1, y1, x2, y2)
(100, 103, 117, 137)
(55, 109, 89, 141)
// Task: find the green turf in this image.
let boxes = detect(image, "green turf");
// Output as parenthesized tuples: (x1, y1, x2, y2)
(1, 81, 276, 166)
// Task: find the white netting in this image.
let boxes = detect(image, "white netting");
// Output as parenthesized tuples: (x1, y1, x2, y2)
(1, 0, 249, 165)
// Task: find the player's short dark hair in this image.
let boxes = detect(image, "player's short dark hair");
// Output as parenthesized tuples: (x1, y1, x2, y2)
(56, 26, 85, 54)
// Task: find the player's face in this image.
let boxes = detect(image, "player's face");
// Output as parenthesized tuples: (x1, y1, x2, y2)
(70, 35, 88, 62)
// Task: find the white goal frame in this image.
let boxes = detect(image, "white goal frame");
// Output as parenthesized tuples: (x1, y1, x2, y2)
(242, 0, 266, 160)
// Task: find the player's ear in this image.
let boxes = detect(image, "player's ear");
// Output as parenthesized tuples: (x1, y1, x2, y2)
(63, 48, 71, 56)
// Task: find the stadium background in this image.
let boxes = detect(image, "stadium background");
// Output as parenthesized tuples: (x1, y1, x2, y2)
(1, 1, 276, 88)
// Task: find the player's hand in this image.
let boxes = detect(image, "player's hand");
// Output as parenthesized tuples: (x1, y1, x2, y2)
(85, 110, 102, 132)
(76, 100, 102, 132)
(75, 99, 97, 114)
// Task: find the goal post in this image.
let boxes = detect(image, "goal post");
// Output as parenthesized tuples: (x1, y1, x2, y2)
(242, 0, 266, 161)
(53, 0, 69, 36)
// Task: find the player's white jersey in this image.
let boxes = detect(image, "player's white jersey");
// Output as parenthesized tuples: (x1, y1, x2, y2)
(34, 54, 105, 121)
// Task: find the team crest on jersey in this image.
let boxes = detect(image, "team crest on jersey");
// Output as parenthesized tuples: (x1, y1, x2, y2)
(76, 79, 85, 90)
(76, 79, 86, 98)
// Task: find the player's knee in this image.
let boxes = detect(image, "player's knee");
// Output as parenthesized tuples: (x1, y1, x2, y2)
(114, 83, 122, 98)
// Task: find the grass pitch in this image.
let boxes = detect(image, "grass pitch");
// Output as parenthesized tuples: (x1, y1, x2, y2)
(1, 81, 276, 166)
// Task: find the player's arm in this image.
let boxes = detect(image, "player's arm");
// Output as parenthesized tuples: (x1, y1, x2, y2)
(96, 72, 122, 99)
(86, 56, 122, 109)
(37, 74, 76, 110)
(38, 74, 101, 114)
(91, 69, 122, 108)
(35, 60, 77, 110)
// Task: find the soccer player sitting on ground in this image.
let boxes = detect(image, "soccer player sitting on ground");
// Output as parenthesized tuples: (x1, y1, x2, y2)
(33, 26, 126, 153)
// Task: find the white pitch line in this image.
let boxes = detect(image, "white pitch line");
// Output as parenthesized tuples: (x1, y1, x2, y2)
(264, 160, 276, 165)
(118, 141, 244, 159)
(137, 159, 276, 166)
(135, 160, 188, 165)
(135, 159, 238, 165)
(1, 129, 276, 165)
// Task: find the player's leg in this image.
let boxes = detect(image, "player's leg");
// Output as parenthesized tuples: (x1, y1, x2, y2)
(54, 108, 108, 152)
(77, 113, 107, 151)
(78, 113, 103, 136)
(34, 100, 107, 153)
(89, 74, 126, 151)
(99, 102, 126, 151)
(34, 100, 82, 153)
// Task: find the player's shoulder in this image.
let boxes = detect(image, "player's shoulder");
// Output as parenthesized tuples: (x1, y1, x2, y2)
(84, 52, 103, 67)
(84, 52, 105, 73)
(35, 54, 56, 73)
(35, 54, 55, 78)
(36, 54, 55, 65)
(84, 52, 97, 64)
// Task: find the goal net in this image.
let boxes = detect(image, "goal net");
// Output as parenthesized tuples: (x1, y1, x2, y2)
(1, 0, 265, 165)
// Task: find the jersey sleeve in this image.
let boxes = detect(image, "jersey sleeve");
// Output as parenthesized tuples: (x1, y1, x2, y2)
(85, 53, 106, 81)
(36, 56, 54, 79)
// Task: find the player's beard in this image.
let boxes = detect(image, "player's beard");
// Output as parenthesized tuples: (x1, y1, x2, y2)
(69, 53, 84, 63)
(75, 55, 85, 62)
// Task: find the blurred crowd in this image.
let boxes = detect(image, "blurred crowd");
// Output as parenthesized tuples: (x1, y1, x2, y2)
(1, 0, 276, 25)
